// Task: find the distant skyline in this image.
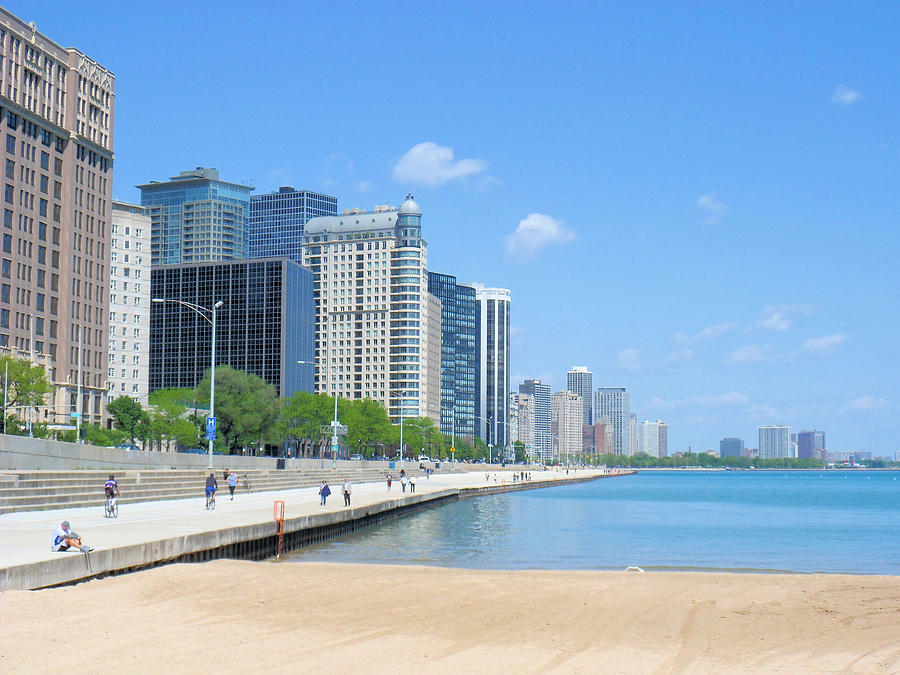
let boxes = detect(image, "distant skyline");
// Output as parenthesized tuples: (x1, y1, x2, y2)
(14, 1, 898, 453)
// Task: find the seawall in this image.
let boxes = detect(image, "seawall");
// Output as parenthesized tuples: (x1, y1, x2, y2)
(0, 472, 626, 591)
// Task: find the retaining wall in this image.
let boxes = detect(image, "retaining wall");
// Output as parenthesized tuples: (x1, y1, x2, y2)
(0, 473, 616, 591)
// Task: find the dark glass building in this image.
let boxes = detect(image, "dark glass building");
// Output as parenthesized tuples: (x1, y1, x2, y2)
(249, 187, 337, 263)
(427, 272, 477, 439)
(150, 258, 314, 397)
(720, 437, 745, 458)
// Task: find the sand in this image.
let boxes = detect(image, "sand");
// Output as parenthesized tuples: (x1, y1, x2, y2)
(1, 561, 898, 674)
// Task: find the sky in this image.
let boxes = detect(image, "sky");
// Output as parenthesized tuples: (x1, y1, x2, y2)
(12, 1, 899, 454)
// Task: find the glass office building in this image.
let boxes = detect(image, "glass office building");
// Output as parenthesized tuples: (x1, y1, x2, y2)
(139, 167, 252, 265)
(476, 287, 511, 448)
(150, 258, 314, 397)
(427, 272, 477, 439)
(249, 187, 337, 263)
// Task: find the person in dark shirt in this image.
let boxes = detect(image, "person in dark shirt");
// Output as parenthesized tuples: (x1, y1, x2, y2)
(204, 473, 218, 508)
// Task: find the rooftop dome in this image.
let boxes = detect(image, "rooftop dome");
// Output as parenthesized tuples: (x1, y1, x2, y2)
(398, 193, 421, 216)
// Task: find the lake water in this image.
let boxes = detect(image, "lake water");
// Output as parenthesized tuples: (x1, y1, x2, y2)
(284, 470, 900, 574)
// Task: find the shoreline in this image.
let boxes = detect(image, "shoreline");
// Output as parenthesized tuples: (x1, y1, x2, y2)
(3, 560, 898, 673)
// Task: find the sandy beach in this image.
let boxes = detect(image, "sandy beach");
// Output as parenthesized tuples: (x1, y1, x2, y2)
(2, 561, 898, 674)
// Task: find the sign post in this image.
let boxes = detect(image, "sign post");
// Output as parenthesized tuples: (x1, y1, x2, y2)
(206, 416, 217, 441)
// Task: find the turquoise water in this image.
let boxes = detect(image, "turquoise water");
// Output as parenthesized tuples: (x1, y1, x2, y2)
(285, 471, 900, 574)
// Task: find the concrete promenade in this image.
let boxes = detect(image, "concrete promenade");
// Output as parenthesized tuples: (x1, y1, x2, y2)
(0, 467, 628, 591)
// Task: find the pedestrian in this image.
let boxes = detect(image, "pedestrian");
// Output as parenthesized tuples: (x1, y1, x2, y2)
(319, 480, 331, 507)
(400, 467, 406, 478)
(401, 474, 408, 493)
(342, 477, 352, 507)
(386, 472, 393, 492)
(426, 468, 431, 479)
(227, 471, 238, 500)
(409, 475, 416, 493)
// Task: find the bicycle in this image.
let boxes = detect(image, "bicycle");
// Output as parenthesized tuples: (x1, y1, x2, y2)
(205, 490, 216, 510)
(104, 496, 118, 518)
(241, 474, 252, 492)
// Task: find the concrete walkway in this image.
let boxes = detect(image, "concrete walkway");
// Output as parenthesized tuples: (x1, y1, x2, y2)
(0, 468, 610, 576)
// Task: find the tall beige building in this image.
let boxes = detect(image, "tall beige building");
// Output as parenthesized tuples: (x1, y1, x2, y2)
(108, 202, 149, 403)
(551, 390, 583, 463)
(0, 9, 114, 428)
(301, 195, 439, 423)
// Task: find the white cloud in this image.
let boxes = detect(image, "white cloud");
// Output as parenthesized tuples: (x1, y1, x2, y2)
(675, 322, 737, 344)
(659, 349, 694, 366)
(505, 213, 577, 261)
(392, 142, 486, 187)
(353, 180, 372, 192)
(615, 348, 643, 371)
(796, 333, 850, 357)
(726, 344, 774, 364)
(831, 84, 860, 105)
(649, 391, 749, 408)
(697, 192, 727, 224)
(753, 305, 813, 332)
(841, 396, 890, 414)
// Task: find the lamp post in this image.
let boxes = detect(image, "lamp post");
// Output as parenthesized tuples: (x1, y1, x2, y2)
(405, 420, 431, 461)
(152, 297, 224, 468)
(389, 389, 409, 471)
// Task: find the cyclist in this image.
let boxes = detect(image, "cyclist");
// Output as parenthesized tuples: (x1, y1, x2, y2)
(104, 474, 120, 505)
(204, 472, 217, 509)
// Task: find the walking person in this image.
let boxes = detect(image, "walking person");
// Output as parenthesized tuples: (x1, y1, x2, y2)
(401, 474, 408, 493)
(227, 471, 238, 500)
(386, 472, 393, 492)
(342, 478, 352, 507)
(409, 474, 416, 493)
(319, 480, 331, 507)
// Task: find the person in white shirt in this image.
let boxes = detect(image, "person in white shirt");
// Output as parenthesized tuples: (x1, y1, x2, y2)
(342, 478, 352, 506)
(51, 521, 91, 552)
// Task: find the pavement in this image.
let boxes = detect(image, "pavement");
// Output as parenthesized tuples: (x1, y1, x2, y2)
(0, 467, 603, 572)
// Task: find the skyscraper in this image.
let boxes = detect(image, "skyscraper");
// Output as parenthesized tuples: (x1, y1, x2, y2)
(551, 390, 583, 462)
(139, 167, 252, 265)
(519, 378, 551, 462)
(301, 195, 440, 423)
(0, 9, 115, 428)
(796, 430, 824, 459)
(566, 366, 593, 425)
(476, 286, 510, 447)
(150, 258, 314, 397)
(248, 187, 337, 263)
(108, 203, 150, 402)
(639, 419, 668, 457)
(720, 437, 745, 457)
(594, 387, 630, 455)
(512, 391, 535, 460)
(759, 425, 792, 459)
(427, 272, 477, 439)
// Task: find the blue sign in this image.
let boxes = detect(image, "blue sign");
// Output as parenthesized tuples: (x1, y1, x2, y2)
(206, 416, 216, 440)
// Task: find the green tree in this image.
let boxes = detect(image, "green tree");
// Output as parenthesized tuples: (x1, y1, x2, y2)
(83, 423, 125, 447)
(0, 355, 53, 433)
(343, 398, 392, 455)
(196, 366, 279, 452)
(107, 395, 149, 445)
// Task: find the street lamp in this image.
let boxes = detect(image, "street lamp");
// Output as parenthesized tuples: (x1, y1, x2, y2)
(389, 389, 409, 471)
(152, 297, 224, 468)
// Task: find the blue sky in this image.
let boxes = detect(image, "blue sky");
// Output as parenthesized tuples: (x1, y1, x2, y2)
(14, 1, 899, 454)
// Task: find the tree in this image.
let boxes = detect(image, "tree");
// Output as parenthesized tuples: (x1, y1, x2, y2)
(0, 355, 53, 432)
(196, 366, 279, 452)
(343, 398, 392, 455)
(280, 391, 334, 456)
(513, 441, 526, 462)
(107, 395, 149, 445)
(83, 423, 125, 448)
